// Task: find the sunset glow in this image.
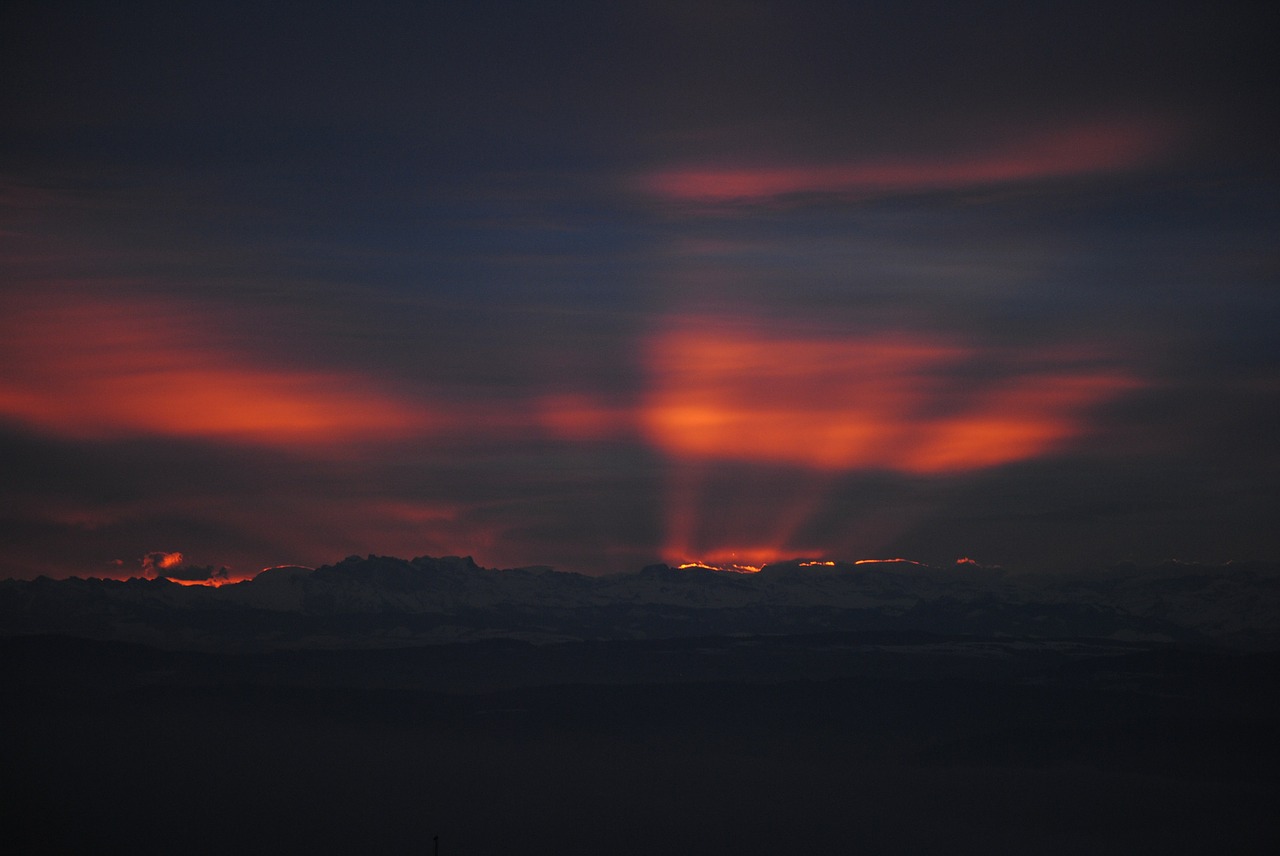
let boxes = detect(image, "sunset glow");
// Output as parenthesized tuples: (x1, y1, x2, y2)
(0, 296, 431, 446)
(535, 394, 636, 441)
(676, 561, 762, 573)
(165, 574, 243, 587)
(643, 321, 1136, 474)
(670, 544, 802, 573)
(646, 118, 1174, 203)
(671, 556, 930, 573)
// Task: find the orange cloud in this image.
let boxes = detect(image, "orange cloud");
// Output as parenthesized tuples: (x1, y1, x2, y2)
(533, 317, 1141, 566)
(535, 393, 636, 441)
(0, 295, 433, 446)
(645, 118, 1174, 203)
(142, 551, 185, 574)
(642, 320, 1137, 475)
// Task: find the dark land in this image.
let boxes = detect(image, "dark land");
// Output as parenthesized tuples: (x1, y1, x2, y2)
(3, 559, 1279, 854)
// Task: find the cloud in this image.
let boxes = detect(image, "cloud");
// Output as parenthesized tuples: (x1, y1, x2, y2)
(0, 294, 436, 447)
(640, 317, 1138, 475)
(528, 315, 1145, 567)
(535, 394, 637, 441)
(642, 117, 1177, 204)
(141, 551, 185, 576)
(140, 550, 231, 583)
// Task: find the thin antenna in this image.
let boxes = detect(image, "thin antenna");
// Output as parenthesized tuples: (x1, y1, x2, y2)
(433, 834, 439, 856)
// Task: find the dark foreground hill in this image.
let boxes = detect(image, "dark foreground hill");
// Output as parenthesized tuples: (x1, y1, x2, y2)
(4, 557, 1278, 853)
(2, 631, 1277, 855)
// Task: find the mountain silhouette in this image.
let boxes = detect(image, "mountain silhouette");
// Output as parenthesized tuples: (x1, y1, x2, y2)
(3, 556, 1277, 651)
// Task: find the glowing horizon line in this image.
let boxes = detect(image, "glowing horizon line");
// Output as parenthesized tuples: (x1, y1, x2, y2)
(676, 561, 763, 573)
(672, 555, 938, 573)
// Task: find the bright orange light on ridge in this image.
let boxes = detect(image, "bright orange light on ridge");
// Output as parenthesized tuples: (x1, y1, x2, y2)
(166, 575, 243, 588)
(676, 561, 762, 574)
(671, 544, 797, 574)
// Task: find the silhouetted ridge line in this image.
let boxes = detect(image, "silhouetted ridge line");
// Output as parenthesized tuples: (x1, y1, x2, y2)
(2, 556, 1277, 651)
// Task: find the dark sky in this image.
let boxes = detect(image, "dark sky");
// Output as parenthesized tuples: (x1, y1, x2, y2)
(2, 0, 1277, 579)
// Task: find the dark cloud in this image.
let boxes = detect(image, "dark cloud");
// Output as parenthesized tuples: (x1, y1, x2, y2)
(155, 562, 230, 583)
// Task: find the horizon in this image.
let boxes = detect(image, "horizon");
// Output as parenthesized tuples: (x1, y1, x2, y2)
(11, 549, 1270, 588)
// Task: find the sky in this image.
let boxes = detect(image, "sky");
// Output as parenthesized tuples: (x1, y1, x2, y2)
(2, 0, 1277, 580)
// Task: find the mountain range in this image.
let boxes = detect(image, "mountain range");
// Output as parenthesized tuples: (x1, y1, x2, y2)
(4, 554, 1277, 651)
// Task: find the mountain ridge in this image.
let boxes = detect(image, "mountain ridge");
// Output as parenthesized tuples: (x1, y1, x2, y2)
(3, 555, 1278, 651)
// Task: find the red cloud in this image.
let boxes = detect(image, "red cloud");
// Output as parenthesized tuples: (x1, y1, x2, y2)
(141, 551, 185, 575)
(641, 319, 1137, 474)
(0, 295, 432, 446)
(644, 118, 1176, 204)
